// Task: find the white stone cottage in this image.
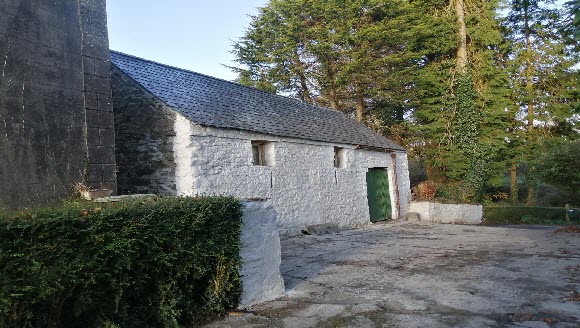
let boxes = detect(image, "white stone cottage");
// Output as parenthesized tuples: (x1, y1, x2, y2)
(110, 51, 411, 235)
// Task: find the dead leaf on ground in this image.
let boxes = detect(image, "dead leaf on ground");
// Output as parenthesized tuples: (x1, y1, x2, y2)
(436, 252, 453, 258)
(227, 309, 255, 316)
(555, 226, 580, 234)
(503, 312, 534, 322)
(564, 291, 580, 302)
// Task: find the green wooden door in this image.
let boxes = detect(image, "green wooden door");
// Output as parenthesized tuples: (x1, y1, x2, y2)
(366, 169, 392, 222)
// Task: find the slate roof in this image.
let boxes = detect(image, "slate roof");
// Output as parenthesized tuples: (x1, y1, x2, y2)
(110, 51, 405, 151)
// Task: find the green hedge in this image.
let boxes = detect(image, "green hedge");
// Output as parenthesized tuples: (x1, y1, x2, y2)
(0, 196, 243, 328)
(483, 206, 567, 225)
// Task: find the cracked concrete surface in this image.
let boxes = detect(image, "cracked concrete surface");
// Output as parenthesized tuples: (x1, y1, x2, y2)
(204, 222, 580, 328)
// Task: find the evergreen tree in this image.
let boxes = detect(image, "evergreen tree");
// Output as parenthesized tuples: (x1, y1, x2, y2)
(532, 140, 580, 205)
(501, 0, 579, 204)
(231, 0, 416, 123)
(564, 0, 580, 40)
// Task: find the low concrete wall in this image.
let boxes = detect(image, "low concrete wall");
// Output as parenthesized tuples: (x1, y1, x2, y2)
(239, 200, 285, 308)
(409, 201, 482, 225)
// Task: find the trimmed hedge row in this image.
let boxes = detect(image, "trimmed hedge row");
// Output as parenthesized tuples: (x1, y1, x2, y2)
(483, 206, 567, 225)
(0, 196, 243, 328)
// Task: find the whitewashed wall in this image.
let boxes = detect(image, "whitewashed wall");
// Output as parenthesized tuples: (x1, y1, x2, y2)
(173, 113, 411, 235)
(409, 201, 483, 225)
(239, 200, 285, 308)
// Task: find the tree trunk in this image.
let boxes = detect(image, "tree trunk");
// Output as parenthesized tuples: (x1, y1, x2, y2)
(526, 183, 536, 205)
(355, 87, 364, 122)
(298, 72, 312, 104)
(425, 165, 434, 181)
(329, 86, 340, 110)
(321, 55, 341, 110)
(454, 0, 468, 73)
(525, 24, 534, 133)
(510, 160, 518, 204)
(523, 5, 536, 206)
(292, 54, 313, 104)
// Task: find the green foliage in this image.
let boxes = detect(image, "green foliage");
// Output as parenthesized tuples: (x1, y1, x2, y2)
(0, 197, 243, 328)
(483, 205, 567, 224)
(532, 140, 580, 205)
(407, 0, 510, 184)
(231, 0, 422, 119)
(447, 74, 489, 201)
(565, 0, 580, 40)
(502, 0, 579, 134)
(500, 0, 579, 203)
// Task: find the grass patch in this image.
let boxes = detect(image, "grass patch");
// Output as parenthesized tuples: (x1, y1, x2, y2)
(482, 206, 572, 225)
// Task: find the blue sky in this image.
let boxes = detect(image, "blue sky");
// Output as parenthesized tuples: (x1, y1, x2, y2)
(106, 1, 268, 81)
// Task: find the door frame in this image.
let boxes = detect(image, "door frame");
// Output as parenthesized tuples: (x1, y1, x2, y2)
(366, 167, 393, 222)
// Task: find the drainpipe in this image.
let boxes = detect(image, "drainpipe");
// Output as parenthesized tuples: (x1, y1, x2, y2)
(391, 153, 401, 220)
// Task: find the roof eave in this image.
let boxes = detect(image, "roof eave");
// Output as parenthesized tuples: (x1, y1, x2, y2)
(355, 145, 407, 153)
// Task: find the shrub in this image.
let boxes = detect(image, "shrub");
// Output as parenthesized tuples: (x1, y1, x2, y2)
(0, 196, 243, 328)
(532, 140, 580, 206)
(483, 206, 567, 225)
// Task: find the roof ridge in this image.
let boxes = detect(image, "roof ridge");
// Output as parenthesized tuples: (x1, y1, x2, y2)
(109, 50, 406, 152)
(109, 50, 342, 115)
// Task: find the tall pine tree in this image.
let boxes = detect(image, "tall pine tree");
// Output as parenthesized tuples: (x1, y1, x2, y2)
(231, 0, 415, 123)
(501, 0, 579, 204)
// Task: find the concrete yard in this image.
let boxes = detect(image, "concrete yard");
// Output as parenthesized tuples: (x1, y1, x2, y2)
(204, 222, 580, 328)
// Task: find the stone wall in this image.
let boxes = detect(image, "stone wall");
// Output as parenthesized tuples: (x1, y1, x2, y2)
(79, 0, 116, 192)
(174, 117, 411, 235)
(111, 67, 176, 195)
(239, 200, 285, 308)
(409, 201, 483, 225)
(0, 0, 115, 208)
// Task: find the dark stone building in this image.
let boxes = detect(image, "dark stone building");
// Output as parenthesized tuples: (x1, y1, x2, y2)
(0, 0, 116, 208)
